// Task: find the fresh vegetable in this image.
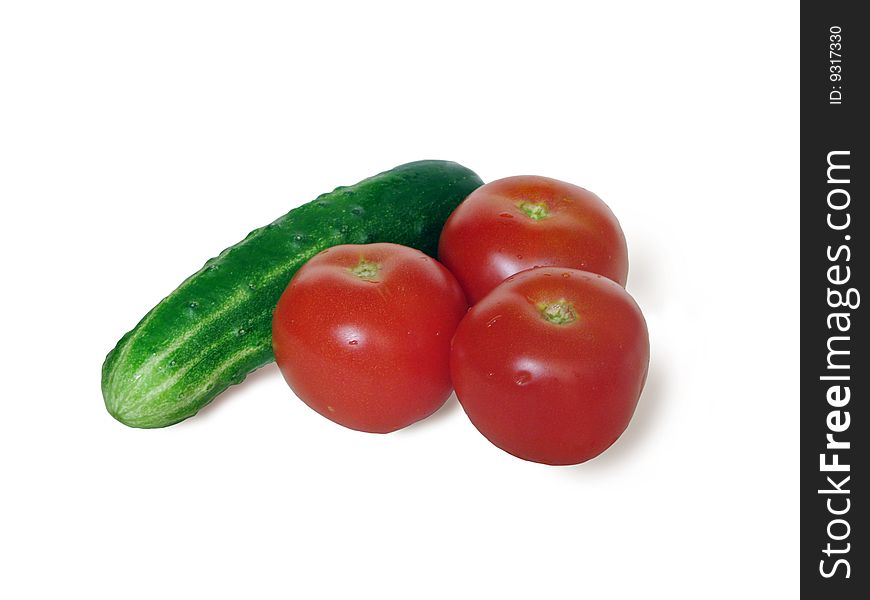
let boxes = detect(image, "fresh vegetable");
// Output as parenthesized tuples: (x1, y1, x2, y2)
(102, 160, 483, 428)
(272, 243, 467, 433)
(450, 267, 649, 465)
(438, 175, 628, 304)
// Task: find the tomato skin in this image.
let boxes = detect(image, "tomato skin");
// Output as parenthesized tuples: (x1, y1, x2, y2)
(272, 243, 467, 433)
(438, 175, 628, 304)
(450, 267, 649, 465)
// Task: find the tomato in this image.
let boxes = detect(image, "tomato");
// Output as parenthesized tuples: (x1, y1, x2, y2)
(272, 243, 467, 433)
(438, 175, 628, 304)
(450, 267, 649, 465)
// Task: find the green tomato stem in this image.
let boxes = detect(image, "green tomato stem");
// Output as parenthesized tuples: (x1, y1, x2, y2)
(349, 258, 381, 280)
(518, 201, 549, 221)
(537, 299, 577, 325)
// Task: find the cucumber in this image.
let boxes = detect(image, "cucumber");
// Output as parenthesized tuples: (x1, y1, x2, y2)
(102, 160, 483, 428)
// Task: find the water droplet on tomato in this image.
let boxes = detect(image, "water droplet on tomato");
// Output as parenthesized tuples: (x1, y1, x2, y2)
(486, 315, 502, 328)
(514, 371, 532, 386)
(561, 272, 570, 278)
(498, 212, 514, 219)
(348, 340, 358, 346)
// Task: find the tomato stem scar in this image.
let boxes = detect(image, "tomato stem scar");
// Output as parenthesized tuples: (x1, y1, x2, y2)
(349, 257, 381, 280)
(537, 299, 577, 325)
(518, 201, 549, 221)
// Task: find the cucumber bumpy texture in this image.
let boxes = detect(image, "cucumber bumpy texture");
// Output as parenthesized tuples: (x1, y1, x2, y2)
(102, 160, 483, 428)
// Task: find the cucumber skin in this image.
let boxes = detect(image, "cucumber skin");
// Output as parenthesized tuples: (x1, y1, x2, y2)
(102, 160, 483, 428)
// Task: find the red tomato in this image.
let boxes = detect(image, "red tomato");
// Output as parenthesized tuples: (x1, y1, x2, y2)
(272, 243, 467, 433)
(438, 175, 628, 304)
(450, 267, 649, 465)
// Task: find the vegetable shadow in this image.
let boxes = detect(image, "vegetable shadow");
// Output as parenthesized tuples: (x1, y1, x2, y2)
(175, 362, 281, 427)
(399, 391, 463, 433)
(565, 355, 668, 472)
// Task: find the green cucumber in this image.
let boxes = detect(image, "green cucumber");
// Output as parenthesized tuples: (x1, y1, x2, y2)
(102, 160, 483, 428)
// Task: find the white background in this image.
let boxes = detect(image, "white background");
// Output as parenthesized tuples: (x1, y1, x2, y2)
(1, 1, 799, 598)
